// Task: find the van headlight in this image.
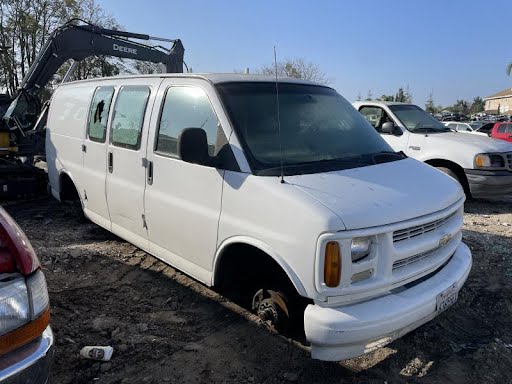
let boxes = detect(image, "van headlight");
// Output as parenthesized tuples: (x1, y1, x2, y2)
(474, 153, 505, 169)
(351, 237, 371, 262)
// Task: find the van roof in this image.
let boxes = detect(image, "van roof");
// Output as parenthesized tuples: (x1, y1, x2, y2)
(58, 73, 326, 87)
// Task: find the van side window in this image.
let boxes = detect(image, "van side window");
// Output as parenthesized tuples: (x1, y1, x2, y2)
(88, 86, 114, 142)
(111, 86, 150, 150)
(155, 87, 218, 157)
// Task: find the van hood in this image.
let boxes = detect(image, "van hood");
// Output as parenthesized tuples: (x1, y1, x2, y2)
(425, 131, 512, 153)
(287, 158, 464, 230)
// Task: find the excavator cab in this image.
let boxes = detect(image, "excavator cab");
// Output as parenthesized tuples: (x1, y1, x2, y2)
(4, 91, 40, 132)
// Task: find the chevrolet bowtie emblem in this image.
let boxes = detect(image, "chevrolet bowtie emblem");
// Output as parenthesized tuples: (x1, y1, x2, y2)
(439, 233, 452, 247)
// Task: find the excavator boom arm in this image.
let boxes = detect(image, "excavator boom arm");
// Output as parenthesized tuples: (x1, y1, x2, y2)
(20, 21, 184, 94)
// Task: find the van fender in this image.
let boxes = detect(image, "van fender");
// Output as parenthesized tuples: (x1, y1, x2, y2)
(213, 236, 308, 297)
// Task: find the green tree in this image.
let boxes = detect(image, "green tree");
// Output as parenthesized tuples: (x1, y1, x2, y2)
(395, 87, 406, 102)
(425, 92, 436, 114)
(0, 0, 126, 96)
(379, 94, 394, 101)
(404, 85, 413, 103)
(451, 99, 470, 115)
(470, 96, 484, 114)
(260, 57, 332, 85)
(507, 62, 512, 76)
(394, 86, 413, 103)
(356, 92, 362, 101)
(365, 90, 373, 101)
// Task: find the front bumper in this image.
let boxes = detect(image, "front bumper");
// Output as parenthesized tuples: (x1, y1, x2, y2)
(465, 169, 512, 198)
(0, 326, 54, 384)
(304, 242, 472, 361)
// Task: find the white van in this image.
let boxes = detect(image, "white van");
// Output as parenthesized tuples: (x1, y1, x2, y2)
(46, 74, 472, 361)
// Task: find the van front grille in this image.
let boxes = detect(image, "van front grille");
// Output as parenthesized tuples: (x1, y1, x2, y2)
(393, 245, 442, 269)
(393, 211, 457, 242)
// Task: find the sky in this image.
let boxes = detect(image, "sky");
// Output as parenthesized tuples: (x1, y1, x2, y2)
(99, 0, 512, 108)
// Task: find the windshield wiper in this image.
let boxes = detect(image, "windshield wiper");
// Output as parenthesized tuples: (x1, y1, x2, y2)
(413, 127, 451, 133)
(256, 156, 374, 175)
(371, 150, 406, 164)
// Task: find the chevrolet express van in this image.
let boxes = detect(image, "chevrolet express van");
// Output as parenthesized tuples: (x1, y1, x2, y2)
(46, 74, 472, 361)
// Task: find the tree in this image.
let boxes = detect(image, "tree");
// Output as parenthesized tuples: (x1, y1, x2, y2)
(365, 90, 373, 101)
(356, 92, 362, 101)
(451, 99, 470, 115)
(507, 62, 512, 76)
(379, 94, 394, 101)
(404, 85, 413, 103)
(425, 92, 436, 114)
(0, 0, 80, 95)
(260, 57, 332, 85)
(395, 86, 413, 103)
(0, 0, 126, 97)
(470, 96, 484, 114)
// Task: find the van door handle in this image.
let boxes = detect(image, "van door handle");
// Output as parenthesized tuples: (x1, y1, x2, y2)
(108, 152, 113, 173)
(147, 160, 153, 185)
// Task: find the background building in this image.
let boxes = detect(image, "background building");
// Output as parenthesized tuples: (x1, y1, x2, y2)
(484, 88, 512, 115)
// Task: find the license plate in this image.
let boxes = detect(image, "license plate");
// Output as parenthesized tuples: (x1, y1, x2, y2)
(436, 283, 458, 313)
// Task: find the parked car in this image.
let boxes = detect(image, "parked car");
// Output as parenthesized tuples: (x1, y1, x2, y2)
(45, 74, 473, 361)
(442, 122, 488, 136)
(0, 206, 53, 382)
(353, 101, 512, 199)
(490, 122, 512, 143)
(474, 122, 495, 136)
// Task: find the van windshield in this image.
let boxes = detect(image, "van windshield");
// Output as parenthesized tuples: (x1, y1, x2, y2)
(216, 82, 398, 176)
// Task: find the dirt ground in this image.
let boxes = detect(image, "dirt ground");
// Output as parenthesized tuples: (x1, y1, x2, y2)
(4, 196, 512, 384)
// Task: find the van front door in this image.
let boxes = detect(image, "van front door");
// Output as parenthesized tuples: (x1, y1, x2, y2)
(144, 82, 227, 284)
(105, 85, 154, 251)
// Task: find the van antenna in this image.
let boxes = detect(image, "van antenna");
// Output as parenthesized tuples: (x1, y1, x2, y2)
(274, 46, 285, 184)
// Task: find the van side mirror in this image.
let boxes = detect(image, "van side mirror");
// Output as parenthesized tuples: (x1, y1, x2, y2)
(178, 128, 211, 166)
(381, 122, 402, 136)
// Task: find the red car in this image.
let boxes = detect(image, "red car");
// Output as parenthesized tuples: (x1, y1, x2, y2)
(491, 122, 512, 142)
(0, 207, 53, 383)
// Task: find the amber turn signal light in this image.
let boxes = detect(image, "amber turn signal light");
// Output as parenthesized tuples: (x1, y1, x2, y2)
(0, 308, 50, 356)
(324, 241, 341, 287)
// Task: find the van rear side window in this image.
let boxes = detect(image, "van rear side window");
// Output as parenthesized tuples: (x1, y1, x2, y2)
(111, 86, 150, 150)
(88, 86, 114, 142)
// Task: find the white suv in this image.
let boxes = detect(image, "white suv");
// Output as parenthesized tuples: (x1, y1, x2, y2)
(46, 74, 472, 361)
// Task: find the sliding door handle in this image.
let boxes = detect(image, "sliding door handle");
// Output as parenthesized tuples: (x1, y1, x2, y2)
(108, 152, 113, 173)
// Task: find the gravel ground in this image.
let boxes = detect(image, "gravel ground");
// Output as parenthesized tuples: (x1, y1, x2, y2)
(4, 197, 512, 384)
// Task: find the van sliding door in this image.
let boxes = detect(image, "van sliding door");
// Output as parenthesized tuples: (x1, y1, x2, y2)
(105, 82, 157, 251)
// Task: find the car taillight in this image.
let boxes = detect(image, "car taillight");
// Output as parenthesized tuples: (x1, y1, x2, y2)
(0, 208, 39, 274)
